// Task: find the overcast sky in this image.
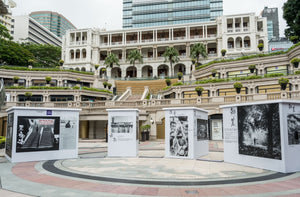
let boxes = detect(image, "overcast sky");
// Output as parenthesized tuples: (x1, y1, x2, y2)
(12, 0, 288, 36)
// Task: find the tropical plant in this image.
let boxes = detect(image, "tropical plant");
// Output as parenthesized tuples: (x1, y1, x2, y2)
(233, 82, 243, 89)
(0, 23, 12, 40)
(104, 53, 120, 68)
(257, 43, 264, 51)
(13, 76, 19, 83)
(195, 86, 204, 92)
(103, 81, 108, 88)
(291, 57, 300, 64)
(59, 59, 64, 66)
(101, 68, 107, 72)
(127, 49, 143, 70)
(107, 83, 112, 87)
(165, 78, 171, 86)
(278, 77, 289, 85)
(190, 43, 208, 67)
(162, 47, 180, 77)
(45, 76, 52, 83)
(177, 72, 183, 80)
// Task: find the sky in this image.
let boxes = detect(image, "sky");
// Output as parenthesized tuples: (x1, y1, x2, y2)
(11, 0, 288, 36)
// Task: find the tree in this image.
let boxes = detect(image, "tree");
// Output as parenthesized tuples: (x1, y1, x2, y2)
(104, 53, 120, 68)
(162, 47, 180, 77)
(127, 49, 143, 68)
(21, 43, 61, 67)
(283, 0, 300, 38)
(0, 39, 34, 66)
(0, 24, 12, 40)
(190, 43, 207, 67)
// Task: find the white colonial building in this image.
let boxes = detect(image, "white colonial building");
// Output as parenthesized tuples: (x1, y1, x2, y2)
(62, 13, 268, 79)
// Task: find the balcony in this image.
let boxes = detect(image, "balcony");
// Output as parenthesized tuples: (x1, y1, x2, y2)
(207, 34, 216, 38)
(190, 35, 203, 39)
(173, 36, 185, 40)
(111, 41, 122, 45)
(126, 40, 138, 44)
(227, 28, 233, 33)
(141, 39, 153, 43)
(157, 38, 169, 42)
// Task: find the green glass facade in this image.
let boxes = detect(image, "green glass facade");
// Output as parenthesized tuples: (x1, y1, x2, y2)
(30, 11, 76, 38)
(123, 0, 223, 28)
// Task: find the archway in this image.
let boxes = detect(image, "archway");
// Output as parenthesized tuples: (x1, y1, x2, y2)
(70, 50, 74, 60)
(141, 65, 153, 78)
(227, 37, 234, 49)
(111, 67, 122, 78)
(158, 64, 169, 78)
(82, 49, 87, 59)
(75, 49, 80, 59)
(244, 36, 251, 48)
(236, 37, 242, 48)
(75, 67, 80, 71)
(126, 66, 137, 78)
(174, 63, 186, 76)
(81, 67, 86, 72)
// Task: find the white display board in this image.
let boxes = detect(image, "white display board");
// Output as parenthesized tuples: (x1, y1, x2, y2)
(221, 100, 300, 173)
(106, 109, 139, 157)
(163, 107, 208, 159)
(5, 107, 81, 163)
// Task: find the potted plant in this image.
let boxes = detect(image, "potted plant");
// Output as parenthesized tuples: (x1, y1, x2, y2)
(291, 58, 300, 68)
(248, 64, 256, 73)
(221, 49, 227, 56)
(165, 78, 171, 86)
(257, 43, 264, 51)
(195, 86, 204, 96)
(211, 69, 217, 77)
(94, 64, 99, 70)
(24, 92, 32, 101)
(290, 36, 299, 44)
(191, 59, 196, 64)
(13, 76, 19, 84)
(141, 124, 151, 141)
(76, 78, 81, 84)
(233, 82, 243, 94)
(107, 83, 112, 90)
(278, 77, 289, 90)
(103, 81, 108, 88)
(45, 76, 52, 84)
(28, 59, 34, 66)
(177, 72, 183, 80)
(59, 59, 64, 66)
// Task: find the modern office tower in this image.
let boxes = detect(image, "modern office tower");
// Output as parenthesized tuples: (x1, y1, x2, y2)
(261, 6, 279, 40)
(12, 15, 62, 46)
(123, 0, 223, 28)
(62, 13, 268, 76)
(29, 11, 76, 38)
(0, 0, 16, 34)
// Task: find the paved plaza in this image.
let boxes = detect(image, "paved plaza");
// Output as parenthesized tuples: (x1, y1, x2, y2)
(0, 140, 300, 197)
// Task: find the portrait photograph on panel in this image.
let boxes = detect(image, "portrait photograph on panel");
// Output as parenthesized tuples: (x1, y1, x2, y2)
(238, 103, 281, 160)
(169, 116, 188, 157)
(197, 119, 208, 140)
(287, 114, 300, 145)
(16, 116, 60, 152)
(111, 116, 134, 134)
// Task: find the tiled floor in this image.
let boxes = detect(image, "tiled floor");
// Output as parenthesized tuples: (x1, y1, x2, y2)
(0, 140, 300, 197)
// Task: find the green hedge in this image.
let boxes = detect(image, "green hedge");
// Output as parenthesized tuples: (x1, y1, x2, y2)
(81, 86, 113, 94)
(172, 82, 184, 86)
(163, 86, 171, 90)
(295, 71, 300, 75)
(0, 66, 94, 75)
(264, 73, 284, 78)
(196, 43, 300, 70)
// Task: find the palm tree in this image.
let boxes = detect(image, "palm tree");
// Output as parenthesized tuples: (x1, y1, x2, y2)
(127, 49, 143, 68)
(162, 47, 180, 77)
(104, 53, 120, 69)
(190, 43, 207, 67)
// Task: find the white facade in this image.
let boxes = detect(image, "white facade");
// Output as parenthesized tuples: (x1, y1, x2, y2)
(0, 0, 16, 34)
(62, 13, 268, 78)
(12, 15, 62, 47)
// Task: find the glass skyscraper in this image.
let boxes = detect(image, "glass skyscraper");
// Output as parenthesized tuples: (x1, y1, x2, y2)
(123, 0, 223, 28)
(30, 11, 76, 38)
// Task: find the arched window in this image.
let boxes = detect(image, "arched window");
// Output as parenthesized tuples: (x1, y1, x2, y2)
(227, 38, 234, 49)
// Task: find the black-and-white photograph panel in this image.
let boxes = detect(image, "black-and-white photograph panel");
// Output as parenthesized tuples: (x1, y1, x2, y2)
(238, 103, 281, 160)
(5, 113, 14, 157)
(197, 119, 208, 140)
(170, 116, 189, 157)
(287, 114, 300, 145)
(16, 116, 60, 152)
(111, 116, 134, 134)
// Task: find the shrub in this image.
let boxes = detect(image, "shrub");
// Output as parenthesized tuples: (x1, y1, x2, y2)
(295, 71, 300, 75)
(45, 76, 52, 82)
(163, 86, 171, 90)
(221, 49, 227, 53)
(103, 81, 108, 86)
(195, 86, 204, 92)
(107, 83, 112, 87)
(73, 86, 80, 89)
(172, 82, 183, 86)
(233, 82, 243, 89)
(177, 72, 183, 77)
(24, 92, 32, 97)
(76, 78, 81, 82)
(13, 76, 19, 82)
(141, 125, 151, 131)
(291, 58, 300, 64)
(257, 43, 264, 49)
(248, 64, 256, 70)
(211, 69, 217, 74)
(264, 73, 284, 78)
(146, 93, 150, 100)
(101, 68, 107, 72)
(278, 77, 289, 85)
(290, 36, 299, 42)
(94, 64, 99, 69)
(81, 86, 113, 94)
(165, 78, 171, 84)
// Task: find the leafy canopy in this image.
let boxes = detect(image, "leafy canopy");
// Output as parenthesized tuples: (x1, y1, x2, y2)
(190, 43, 207, 64)
(283, 0, 300, 38)
(104, 53, 120, 68)
(127, 49, 143, 66)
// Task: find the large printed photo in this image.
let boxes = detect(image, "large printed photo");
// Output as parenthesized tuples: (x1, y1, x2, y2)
(16, 116, 60, 152)
(287, 114, 300, 145)
(170, 116, 188, 157)
(238, 103, 281, 160)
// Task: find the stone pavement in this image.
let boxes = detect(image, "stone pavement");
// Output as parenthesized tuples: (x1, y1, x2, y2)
(0, 140, 300, 197)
